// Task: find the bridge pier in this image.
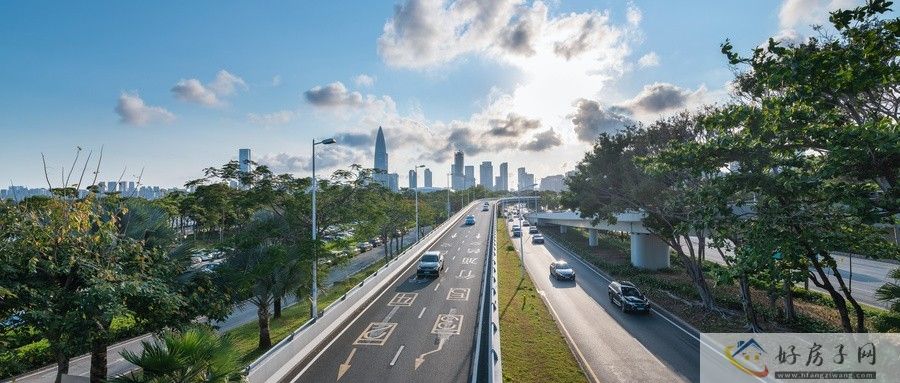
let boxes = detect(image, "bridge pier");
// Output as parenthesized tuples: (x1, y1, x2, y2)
(559, 225, 567, 234)
(588, 229, 598, 247)
(630, 233, 670, 270)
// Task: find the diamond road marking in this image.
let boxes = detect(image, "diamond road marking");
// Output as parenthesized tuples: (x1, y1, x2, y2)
(431, 314, 463, 335)
(388, 292, 418, 307)
(447, 288, 470, 301)
(353, 322, 398, 346)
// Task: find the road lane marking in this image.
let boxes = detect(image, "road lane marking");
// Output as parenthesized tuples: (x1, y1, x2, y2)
(388, 293, 418, 307)
(431, 313, 463, 335)
(447, 288, 470, 301)
(383, 305, 401, 322)
(434, 282, 441, 291)
(456, 269, 475, 279)
(467, 248, 479, 254)
(418, 307, 427, 319)
(415, 338, 446, 370)
(462, 257, 477, 265)
(337, 348, 356, 380)
(458, 246, 461, 252)
(353, 322, 398, 346)
(452, 233, 457, 239)
(476, 233, 481, 239)
(390, 345, 405, 367)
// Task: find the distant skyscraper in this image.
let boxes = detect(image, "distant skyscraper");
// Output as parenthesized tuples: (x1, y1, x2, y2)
(408, 169, 417, 189)
(239, 148, 251, 174)
(498, 162, 509, 192)
(107, 181, 116, 193)
(464, 165, 475, 189)
(388, 173, 399, 192)
(517, 167, 535, 191)
(424, 168, 432, 188)
(495, 175, 501, 190)
(373, 127, 390, 188)
(479, 161, 493, 191)
(452, 151, 464, 190)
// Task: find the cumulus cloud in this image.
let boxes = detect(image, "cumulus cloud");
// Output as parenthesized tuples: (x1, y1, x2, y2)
(304, 81, 396, 111)
(258, 146, 368, 173)
(498, 3, 546, 57)
(624, 82, 706, 114)
(115, 92, 175, 126)
(171, 70, 246, 107)
(569, 99, 634, 142)
(778, 0, 858, 30)
(553, 12, 620, 60)
(355, 74, 376, 87)
(247, 110, 295, 126)
(334, 131, 374, 148)
(637, 52, 659, 68)
(487, 113, 541, 137)
(519, 128, 562, 151)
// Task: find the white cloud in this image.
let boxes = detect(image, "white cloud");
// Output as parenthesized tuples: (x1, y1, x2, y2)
(623, 82, 706, 115)
(637, 52, 659, 68)
(258, 145, 369, 173)
(355, 74, 376, 87)
(271, 75, 282, 87)
(171, 70, 246, 107)
(304, 81, 396, 112)
(115, 92, 175, 126)
(248, 110, 295, 126)
(778, 0, 859, 29)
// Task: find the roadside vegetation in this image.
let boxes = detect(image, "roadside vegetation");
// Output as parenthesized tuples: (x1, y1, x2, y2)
(561, 1, 900, 334)
(496, 219, 587, 383)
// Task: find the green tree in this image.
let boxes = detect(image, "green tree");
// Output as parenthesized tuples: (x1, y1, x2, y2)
(111, 326, 240, 383)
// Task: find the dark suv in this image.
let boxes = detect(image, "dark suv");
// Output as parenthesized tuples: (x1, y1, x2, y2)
(608, 281, 650, 314)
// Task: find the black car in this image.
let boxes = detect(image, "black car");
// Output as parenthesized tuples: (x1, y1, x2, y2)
(608, 281, 650, 313)
(549, 261, 575, 281)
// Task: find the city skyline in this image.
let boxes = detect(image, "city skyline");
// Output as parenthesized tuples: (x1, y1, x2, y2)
(0, 1, 838, 188)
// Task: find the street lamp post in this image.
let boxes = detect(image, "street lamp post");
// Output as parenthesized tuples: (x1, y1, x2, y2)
(311, 137, 336, 320)
(414, 164, 425, 242)
(519, 183, 537, 278)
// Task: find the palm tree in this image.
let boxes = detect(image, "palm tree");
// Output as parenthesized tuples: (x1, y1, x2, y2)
(110, 327, 240, 383)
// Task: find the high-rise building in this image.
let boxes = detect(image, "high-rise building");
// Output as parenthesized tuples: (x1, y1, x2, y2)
(408, 169, 417, 189)
(452, 151, 464, 190)
(373, 127, 390, 189)
(388, 173, 399, 192)
(479, 161, 493, 191)
(239, 148, 251, 174)
(107, 181, 117, 193)
(424, 168, 432, 188)
(464, 165, 475, 189)
(517, 167, 535, 191)
(498, 162, 509, 192)
(495, 175, 502, 190)
(539, 174, 567, 192)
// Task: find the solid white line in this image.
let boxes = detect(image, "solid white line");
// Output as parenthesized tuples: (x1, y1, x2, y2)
(418, 307, 427, 319)
(390, 345, 405, 366)
(434, 282, 441, 291)
(540, 289, 601, 383)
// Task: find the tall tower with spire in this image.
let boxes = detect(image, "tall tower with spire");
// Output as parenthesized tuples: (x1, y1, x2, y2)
(374, 126, 388, 172)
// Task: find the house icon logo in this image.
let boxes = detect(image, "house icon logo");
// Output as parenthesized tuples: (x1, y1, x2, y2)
(724, 338, 769, 377)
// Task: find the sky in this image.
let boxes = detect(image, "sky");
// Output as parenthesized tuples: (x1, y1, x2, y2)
(0, 0, 865, 189)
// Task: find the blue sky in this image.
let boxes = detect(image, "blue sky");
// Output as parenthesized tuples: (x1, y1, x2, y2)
(0, 0, 862, 188)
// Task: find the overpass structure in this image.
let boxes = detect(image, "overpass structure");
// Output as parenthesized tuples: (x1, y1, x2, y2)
(518, 209, 671, 270)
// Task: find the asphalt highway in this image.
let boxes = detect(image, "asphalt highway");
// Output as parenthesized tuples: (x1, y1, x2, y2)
(509, 216, 700, 383)
(282, 202, 493, 383)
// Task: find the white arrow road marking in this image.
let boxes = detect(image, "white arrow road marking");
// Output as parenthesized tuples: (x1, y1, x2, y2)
(337, 348, 356, 380)
(415, 338, 446, 370)
(476, 233, 481, 239)
(451, 233, 457, 239)
(390, 345, 405, 367)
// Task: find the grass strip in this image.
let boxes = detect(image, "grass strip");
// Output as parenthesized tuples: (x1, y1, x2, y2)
(496, 219, 587, 383)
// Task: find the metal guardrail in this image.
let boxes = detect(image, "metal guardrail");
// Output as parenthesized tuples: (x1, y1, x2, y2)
(471, 201, 502, 382)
